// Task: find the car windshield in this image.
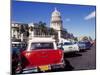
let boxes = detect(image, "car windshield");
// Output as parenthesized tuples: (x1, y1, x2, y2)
(30, 42, 54, 50)
(64, 42, 73, 45)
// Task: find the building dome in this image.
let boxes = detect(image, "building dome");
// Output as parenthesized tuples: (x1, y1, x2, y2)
(51, 8, 62, 22)
(50, 8, 63, 31)
(52, 8, 61, 17)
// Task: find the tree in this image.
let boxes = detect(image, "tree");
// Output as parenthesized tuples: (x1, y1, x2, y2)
(74, 37, 78, 41)
(19, 25, 25, 34)
(24, 30, 29, 37)
(38, 21, 47, 35)
(61, 29, 68, 39)
(49, 28, 55, 35)
(24, 24, 29, 31)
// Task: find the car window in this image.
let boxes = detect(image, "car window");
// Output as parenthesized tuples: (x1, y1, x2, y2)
(63, 42, 73, 45)
(58, 43, 63, 45)
(30, 42, 54, 50)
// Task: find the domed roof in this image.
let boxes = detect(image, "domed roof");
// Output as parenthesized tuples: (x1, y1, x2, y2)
(52, 8, 61, 17)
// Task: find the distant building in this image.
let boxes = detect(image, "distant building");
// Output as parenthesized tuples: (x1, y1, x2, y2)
(50, 8, 69, 43)
(50, 8, 63, 30)
(11, 23, 28, 42)
(50, 8, 62, 43)
(12, 23, 21, 40)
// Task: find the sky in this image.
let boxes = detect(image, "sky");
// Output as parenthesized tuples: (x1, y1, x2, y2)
(11, 0, 96, 39)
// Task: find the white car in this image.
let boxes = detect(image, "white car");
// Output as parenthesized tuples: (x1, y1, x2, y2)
(58, 42, 79, 53)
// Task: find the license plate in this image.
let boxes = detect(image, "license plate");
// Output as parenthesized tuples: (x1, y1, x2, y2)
(39, 65, 50, 71)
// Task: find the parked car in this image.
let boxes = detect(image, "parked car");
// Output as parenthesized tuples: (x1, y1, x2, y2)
(17, 37, 65, 73)
(12, 42, 27, 51)
(58, 42, 79, 53)
(84, 41, 92, 49)
(12, 41, 27, 74)
(77, 41, 92, 50)
(77, 42, 87, 50)
(12, 45, 20, 74)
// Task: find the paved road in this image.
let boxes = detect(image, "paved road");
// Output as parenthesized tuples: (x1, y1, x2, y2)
(64, 45, 96, 70)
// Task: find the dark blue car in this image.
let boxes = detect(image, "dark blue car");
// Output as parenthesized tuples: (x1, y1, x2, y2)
(12, 42, 27, 74)
(84, 41, 92, 49)
(77, 41, 92, 50)
(12, 46, 20, 74)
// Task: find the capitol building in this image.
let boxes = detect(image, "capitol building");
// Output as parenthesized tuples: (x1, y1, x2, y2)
(50, 8, 63, 43)
(11, 8, 74, 43)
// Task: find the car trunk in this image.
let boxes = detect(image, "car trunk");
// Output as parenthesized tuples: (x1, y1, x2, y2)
(21, 49, 63, 67)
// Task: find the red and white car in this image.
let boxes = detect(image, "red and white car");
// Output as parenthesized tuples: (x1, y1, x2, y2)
(17, 37, 64, 73)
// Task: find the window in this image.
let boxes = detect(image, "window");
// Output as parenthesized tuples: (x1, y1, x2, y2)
(64, 42, 72, 45)
(30, 42, 54, 50)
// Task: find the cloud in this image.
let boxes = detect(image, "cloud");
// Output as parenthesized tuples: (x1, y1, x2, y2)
(84, 11, 96, 20)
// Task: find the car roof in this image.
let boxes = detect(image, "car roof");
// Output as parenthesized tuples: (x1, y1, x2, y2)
(29, 37, 55, 43)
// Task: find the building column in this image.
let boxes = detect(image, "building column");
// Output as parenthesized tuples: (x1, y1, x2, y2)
(21, 33, 24, 42)
(31, 31, 34, 38)
(58, 30, 61, 43)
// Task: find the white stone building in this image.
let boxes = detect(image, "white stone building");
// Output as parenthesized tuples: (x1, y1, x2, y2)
(11, 23, 28, 42)
(50, 8, 63, 43)
(11, 23, 20, 40)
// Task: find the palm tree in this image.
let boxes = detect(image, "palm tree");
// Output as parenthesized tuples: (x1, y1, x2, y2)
(74, 37, 78, 41)
(24, 24, 29, 31)
(49, 28, 55, 35)
(38, 21, 47, 36)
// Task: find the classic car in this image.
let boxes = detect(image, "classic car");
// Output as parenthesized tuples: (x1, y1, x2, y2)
(77, 41, 92, 50)
(84, 41, 92, 49)
(77, 42, 86, 50)
(12, 45, 20, 74)
(12, 41, 27, 74)
(58, 42, 79, 53)
(12, 42, 27, 51)
(17, 37, 64, 73)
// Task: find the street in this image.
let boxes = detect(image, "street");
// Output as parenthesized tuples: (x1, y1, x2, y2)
(64, 45, 96, 71)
